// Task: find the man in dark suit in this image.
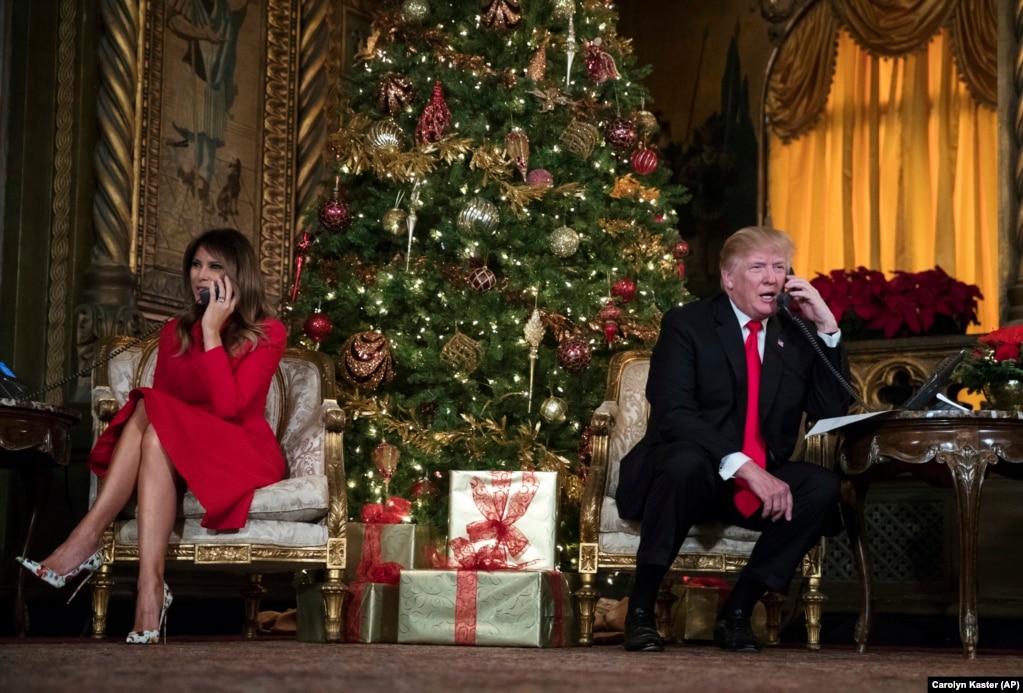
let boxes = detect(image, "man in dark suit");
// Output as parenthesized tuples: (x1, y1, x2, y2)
(618, 226, 850, 652)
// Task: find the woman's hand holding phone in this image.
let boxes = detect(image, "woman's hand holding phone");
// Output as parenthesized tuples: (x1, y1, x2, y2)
(200, 276, 237, 350)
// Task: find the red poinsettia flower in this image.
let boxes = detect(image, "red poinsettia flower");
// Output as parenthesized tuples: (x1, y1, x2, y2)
(811, 266, 981, 339)
(993, 343, 1021, 362)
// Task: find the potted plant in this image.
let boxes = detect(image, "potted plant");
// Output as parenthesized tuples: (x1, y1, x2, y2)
(953, 325, 1023, 411)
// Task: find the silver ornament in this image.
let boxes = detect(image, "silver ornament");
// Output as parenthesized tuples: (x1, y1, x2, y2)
(540, 396, 568, 424)
(549, 225, 580, 257)
(456, 197, 500, 234)
(381, 208, 408, 236)
(367, 119, 405, 152)
(401, 0, 430, 22)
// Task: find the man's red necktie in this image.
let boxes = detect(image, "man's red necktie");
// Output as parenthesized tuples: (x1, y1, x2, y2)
(734, 320, 766, 517)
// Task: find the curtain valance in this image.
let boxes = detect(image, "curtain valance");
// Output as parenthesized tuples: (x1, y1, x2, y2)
(766, 0, 996, 142)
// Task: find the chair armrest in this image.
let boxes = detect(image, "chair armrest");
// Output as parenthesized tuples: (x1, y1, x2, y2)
(322, 399, 348, 540)
(579, 401, 619, 544)
(91, 385, 119, 443)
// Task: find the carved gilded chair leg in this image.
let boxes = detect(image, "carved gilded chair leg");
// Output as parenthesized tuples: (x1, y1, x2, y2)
(241, 573, 267, 640)
(574, 571, 599, 646)
(90, 563, 114, 639)
(760, 591, 786, 646)
(320, 568, 346, 643)
(801, 575, 825, 650)
(655, 576, 677, 643)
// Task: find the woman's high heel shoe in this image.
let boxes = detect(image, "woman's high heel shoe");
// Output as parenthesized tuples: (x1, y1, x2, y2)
(15, 549, 104, 603)
(126, 583, 173, 644)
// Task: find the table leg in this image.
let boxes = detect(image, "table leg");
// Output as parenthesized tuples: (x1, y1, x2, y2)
(840, 476, 872, 653)
(13, 455, 51, 636)
(937, 448, 996, 660)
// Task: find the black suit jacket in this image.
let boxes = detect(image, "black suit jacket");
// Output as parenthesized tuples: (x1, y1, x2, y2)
(615, 293, 851, 521)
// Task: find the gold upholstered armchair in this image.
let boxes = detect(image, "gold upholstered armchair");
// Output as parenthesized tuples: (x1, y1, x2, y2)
(87, 335, 349, 641)
(576, 350, 830, 649)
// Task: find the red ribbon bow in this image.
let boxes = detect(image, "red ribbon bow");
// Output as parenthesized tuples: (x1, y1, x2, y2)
(462, 471, 540, 559)
(360, 495, 412, 525)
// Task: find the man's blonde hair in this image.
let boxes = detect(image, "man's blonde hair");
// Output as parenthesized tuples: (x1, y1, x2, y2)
(719, 226, 795, 276)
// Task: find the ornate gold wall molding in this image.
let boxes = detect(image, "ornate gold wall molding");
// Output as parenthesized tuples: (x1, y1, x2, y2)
(94, 0, 137, 268)
(296, 0, 342, 235)
(43, 0, 78, 404)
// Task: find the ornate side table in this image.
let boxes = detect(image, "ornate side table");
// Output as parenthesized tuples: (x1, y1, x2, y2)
(834, 410, 1023, 659)
(0, 398, 81, 635)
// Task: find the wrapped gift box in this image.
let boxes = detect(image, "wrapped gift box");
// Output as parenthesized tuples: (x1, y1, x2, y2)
(294, 570, 327, 643)
(397, 569, 572, 647)
(345, 522, 439, 582)
(447, 470, 558, 571)
(345, 583, 399, 643)
(670, 582, 767, 642)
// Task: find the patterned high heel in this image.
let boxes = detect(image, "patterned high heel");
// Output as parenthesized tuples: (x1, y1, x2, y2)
(126, 582, 173, 644)
(15, 549, 104, 603)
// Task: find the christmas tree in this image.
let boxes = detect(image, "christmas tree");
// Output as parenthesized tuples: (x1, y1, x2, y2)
(289, 0, 690, 568)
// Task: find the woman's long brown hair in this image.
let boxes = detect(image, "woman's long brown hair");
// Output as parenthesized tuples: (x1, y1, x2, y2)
(176, 228, 270, 356)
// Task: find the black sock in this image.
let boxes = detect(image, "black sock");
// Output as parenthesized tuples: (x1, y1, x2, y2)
(720, 577, 770, 617)
(629, 563, 669, 614)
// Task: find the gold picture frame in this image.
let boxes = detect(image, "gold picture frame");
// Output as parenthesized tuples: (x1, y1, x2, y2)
(341, 4, 372, 76)
(134, 0, 298, 314)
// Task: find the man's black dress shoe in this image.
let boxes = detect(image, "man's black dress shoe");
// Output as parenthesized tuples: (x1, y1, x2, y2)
(623, 607, 664, 652)
(713, 608, 761, 652)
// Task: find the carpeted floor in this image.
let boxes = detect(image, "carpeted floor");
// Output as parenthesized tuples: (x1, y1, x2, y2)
(2, 638, 1021, 692)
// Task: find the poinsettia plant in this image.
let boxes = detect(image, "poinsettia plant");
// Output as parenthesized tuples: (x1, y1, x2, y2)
(953, 325, 1023, 392)
(810, 266, 982, 339)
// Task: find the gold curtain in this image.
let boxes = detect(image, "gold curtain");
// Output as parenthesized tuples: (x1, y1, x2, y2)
(765, 0, 998, 334)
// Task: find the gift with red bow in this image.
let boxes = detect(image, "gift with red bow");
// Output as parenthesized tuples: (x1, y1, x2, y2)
(343, 495, 439, 643)
(396, 567, 573, 647)
(446, 470, 558, 572)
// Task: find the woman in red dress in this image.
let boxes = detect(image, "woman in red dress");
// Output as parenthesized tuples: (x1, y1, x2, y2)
(17, 228, 286, 643)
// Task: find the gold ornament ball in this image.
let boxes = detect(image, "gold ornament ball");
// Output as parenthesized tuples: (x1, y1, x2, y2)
(367, 119, 405, 152)
(456, 197, 500, 234)
(401, 0, 430, 22)
(633, 110, 660, 144)
(549, 226, 580, 257)
(382, 208, 408, 236)
(540, 396, 568, 424)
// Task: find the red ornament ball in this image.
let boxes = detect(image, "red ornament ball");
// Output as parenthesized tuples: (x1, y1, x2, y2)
(468, 266, 498, 291)
(318, 197, 351, 232)
(410, 477, 440, 499)
(526, 168, 554, 189)
(676, 262, 686, 279)
(604, 118, 638, 153)
(557, 338, 592, 373)
(303, 310, 333, 344)
(611, 277, 637, 303)
(630, 147, 658, 175)
(672, 239, 690, 260)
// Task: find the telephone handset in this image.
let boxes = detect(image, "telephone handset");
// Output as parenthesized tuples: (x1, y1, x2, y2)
(197, 285, 220, 306)
(775, 272, 870, 410)
(777, 273, 964, 412)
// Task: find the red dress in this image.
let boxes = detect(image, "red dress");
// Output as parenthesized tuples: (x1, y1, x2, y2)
(89, 318, 288, 530)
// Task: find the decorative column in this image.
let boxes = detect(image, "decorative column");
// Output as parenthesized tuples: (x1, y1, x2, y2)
(76, 0, 146, 402)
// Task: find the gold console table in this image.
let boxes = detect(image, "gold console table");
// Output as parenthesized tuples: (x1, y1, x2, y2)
(834, 410, 1023, 659)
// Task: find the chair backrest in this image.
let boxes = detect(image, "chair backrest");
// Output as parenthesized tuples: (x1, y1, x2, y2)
(94, 336, 331, 480)
(604, 351, 651, 500)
